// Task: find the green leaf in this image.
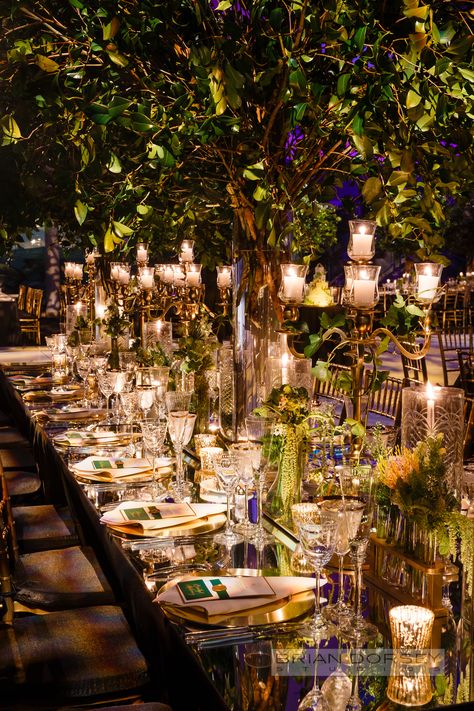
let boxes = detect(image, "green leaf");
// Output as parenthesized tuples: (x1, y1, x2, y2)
(362, 176, 382, 203)
(404, 5, 430, 20)
(107, 152, 122, 173)
(112, 221, 134, 237)
(137, 204, 152, 216)
(406, 89, 421, 108)
(36, 55, 60, 73)
(353, 26, 367, 51)
(0, 115, 22, 140)
(216, 0, 232, 9)
(351, 114, 364, 136)
(106, 50, 129, 68)
(458, 66, 474, 83)
(337, 74, 350, 97)
(74, 199, 88, 225)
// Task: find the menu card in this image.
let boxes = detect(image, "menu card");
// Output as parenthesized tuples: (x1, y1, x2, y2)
(100, 501, 227, 531)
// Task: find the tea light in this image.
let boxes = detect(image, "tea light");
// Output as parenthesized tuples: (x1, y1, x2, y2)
(389, 605, 434, 661)
(387, 657, 432, 706)
(216, 265, 232, 289)
(200, 446, 224, 473)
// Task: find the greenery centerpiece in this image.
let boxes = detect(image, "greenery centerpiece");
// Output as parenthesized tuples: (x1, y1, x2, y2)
(172, 316, 218, 434)
(256, 384, 310, 525)
(102, 301, 131, 369)
(375, 433, 474, 593)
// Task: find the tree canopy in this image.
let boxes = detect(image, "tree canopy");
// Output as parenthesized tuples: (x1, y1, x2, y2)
(0, 0, 473, 268)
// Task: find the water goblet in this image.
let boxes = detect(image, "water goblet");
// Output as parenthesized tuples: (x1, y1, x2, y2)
(294, 503, 338, 638)
(150, 366, 170, 413)
(168, 411, 196, 501)
(140, 418, 168, 499)
(120, 390, 139, 424)
(211, 449, 243, 547)
(118, 351, 137, 372)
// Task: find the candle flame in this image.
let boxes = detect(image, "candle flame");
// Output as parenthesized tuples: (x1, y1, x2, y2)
(426, 382, 435, 399)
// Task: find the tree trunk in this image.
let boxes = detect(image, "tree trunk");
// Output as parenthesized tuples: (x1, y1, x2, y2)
(43, 224, 61, 317)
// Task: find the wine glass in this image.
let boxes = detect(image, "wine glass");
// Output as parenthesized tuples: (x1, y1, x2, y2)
(140, 417, 168, 499)
(98, 371, 118, 417)
(212, 449, 243, 547)
(244, 414, 276, 547)
(136, 386, 156, 419)
(120, 390, 139, 424)
(340, 465, 379, 642)
(231, 441, 261, 537)
(167, 411, 196, 501)
(297, 631, 330, 711)
(320, 496, 364, 622)
(294, 503, 338, 638)
(150, 366, 170, 414)
(165, 390, 192, 414)
(75, 351, 92, 407)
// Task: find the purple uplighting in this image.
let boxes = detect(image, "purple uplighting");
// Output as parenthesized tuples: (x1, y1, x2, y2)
(285, 125, 305, 164)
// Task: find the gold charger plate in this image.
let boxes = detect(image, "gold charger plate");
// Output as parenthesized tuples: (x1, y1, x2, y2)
(106, 512, 226, 540)
(158, 576, 314, 628)
(24, 386, 83, 403)
(46, 407, 108, 423)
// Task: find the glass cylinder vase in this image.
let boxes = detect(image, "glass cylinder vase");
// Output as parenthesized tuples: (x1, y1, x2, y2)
(268, 423, 306, 525)
(401, 385, 464, 499)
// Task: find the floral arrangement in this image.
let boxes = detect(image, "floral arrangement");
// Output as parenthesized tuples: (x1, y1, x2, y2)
(102, 301, 130, 339)
(256, 384, 310, 426)
(173, 316, 217, 375)
(375, 432, 474, 593)
(132, 341, 170, 368)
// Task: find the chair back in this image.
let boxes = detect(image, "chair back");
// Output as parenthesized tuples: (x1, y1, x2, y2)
(30, 289, 43, 318)
(458, 349, 474, 396)
(17, 285, 27, 312)
(399, 339, 428, 386)
(313, 364, 350, 422)
(438, 326, 473, 387)
(367, 374, 404, 426)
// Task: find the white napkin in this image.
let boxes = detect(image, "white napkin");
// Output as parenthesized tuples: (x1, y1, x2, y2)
(156, 575, 316, 618)
(100, 501, 227, 531)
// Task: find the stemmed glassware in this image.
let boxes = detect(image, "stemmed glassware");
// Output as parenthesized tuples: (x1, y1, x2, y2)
(150, 366, 170, 414)
(244, 414, 276, 547)
(140, 418, 168, 499)
(136, 386, 156, 419)
(211, 449, 243, 547)
(297, 631, 329, 711)
(231, 441, 261, 537)
(165, 391, 195, 501)
(98, 371, 119, 417)
(340, 465, 379, 642)
(75, 351, 92, 407)
(293, 503, 338, 638)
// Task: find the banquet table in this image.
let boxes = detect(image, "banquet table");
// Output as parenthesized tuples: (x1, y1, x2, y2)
(0, 369, 472, 710)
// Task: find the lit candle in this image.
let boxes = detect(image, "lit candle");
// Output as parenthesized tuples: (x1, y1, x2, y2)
(186, 264, 201, 287)
(426, 382, 435, 431)
(110, 264, 120, 281)
(417, 273, 439, 301)
(64, 262, 74, 278)
(73, 264, 83, 280)
(139, 267, 154, 290)
(85, 251, 95, 265)
(136, 244, 148, 264)
(217, 266, 232, 288)
(173, 265, 186, 285)
(75, 301, 83, 316)
(352, 276, 375, 307)
(118, 267, 130, 285)
(282, 271, 305, 302)
(95, 304, 106, 319)
(163, 265, 174, 284)
(351, 231, 373, 258)
(180, 240, 194, 263)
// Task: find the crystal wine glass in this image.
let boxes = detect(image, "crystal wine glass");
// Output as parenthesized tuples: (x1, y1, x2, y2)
(212, 449, 243, 547)
(320, 497, 364, 622)
(297, 630, 330, 711)
(231, 441, 261, 537)
(75, 352, 92, 407)
(244, 414, 276, 547)
(136, 386, 156, 419)
(140, 417, 168, 499)
(295, 503, 338, 638)
(98, 371, 119, 417)
(167, 411, 196, 501)
(340, 465, 379, 642)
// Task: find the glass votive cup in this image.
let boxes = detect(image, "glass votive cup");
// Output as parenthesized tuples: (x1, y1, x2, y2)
(387, 657, 433, 706)
(194, 434, 217, 456)
(389, 605, 434, 661)
(199, 446, 224, 475)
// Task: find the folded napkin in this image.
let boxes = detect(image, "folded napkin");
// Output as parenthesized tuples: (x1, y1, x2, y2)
(57, 430, 127, 445)
(156, 575, 316, 619)
(73, 456, 152, 479)
(100, 501, 227, 531)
